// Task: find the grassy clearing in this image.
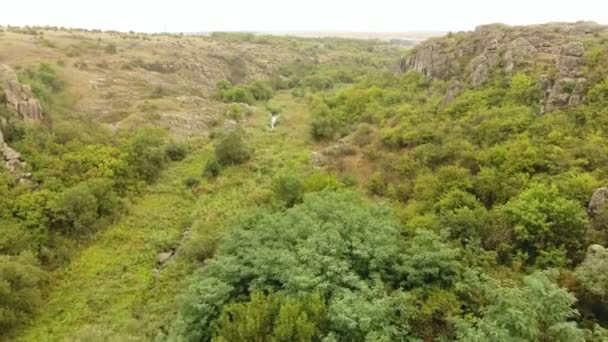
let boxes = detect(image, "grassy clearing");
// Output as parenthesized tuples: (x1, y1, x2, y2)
(15, 150, 207, 341)
(15, 91, 318, 341)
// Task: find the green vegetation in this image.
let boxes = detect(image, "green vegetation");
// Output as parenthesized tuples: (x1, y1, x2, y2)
(3, 25, 608, 342)
(0, 63, 176, 336)
(214, 129, 251, 166)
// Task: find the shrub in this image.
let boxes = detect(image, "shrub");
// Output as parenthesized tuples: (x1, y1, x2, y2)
(125, 128, 167, 182)
(204, 158, 222, 178)
(165, 142, 188, 161)
(265, 100, 283, 115)
(50, 184, 99, 235)
(301, 74, 334, 91)
(0, 253, 46, 332)
(225, 103, 246, 121)
(311, 115, 338, 140)
(302, 171, 342, 193)
(214, 130, 250, 166)
(220, 86, 255, 104)
(184, 177, 200, 189)
(247, 80, 274, 101)
(456, 270, 588, 341)
(502, 183, 588, 265)
(352, 123, 374, 146)
(214, 291, 327, 341)
(18, 62, 64, 105)
(272, 174, 304, 207)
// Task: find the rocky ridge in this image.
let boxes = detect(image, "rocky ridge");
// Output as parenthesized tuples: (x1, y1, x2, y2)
(0, 64, 41, 181)
(0, 64, 43, 121)
(399, 22, 608, 112)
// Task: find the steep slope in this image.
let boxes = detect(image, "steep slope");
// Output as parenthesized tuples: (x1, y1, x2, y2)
(0, 28, 351, 135)
(399, 21, 608, 112)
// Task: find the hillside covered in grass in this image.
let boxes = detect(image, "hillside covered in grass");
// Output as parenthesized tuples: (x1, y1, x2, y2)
(2, 22, 608, 341)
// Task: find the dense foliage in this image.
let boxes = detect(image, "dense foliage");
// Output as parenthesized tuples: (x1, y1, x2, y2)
(172, 37, 608, 340)
(173, 191, 604, 341)
(0, 63, 177, 334)
(4, 28, 608, 341)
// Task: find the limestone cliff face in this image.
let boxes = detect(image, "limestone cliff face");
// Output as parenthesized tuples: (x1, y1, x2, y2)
(398, 22, 608, 112)
(0, 64, 40, 181)
(0, 64, 43, 121)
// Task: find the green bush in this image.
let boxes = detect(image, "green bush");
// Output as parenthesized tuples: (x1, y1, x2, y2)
(247, 80, 274, 101)
(225, 103, 248, 121)
(125, 128, 168, 182)
(265, 100, 283, 115)
(165, 142, 188, 161)
(220, 86, 255, 104)
(0, 253, 46, 332)
(456, 270, 588, 340)
(173, 191, 415, 341)
(214, 291, 327, 342)
(51, 183, 99, 235)
(18, 62, 65, 105)
(272, 174, 304, 207)
(204, 158, 222, 178)
(301, 74, 334, 91)
(502, 183, 588, 265)
(184, 177, 200, 189)
(214, 130, 251, 166)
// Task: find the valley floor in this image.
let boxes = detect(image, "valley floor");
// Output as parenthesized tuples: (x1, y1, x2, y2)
(13, 92, 316, 341)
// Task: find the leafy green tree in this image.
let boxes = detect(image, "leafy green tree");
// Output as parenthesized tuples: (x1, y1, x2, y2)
(310, 97, 337, 140)
(248, 80, 274, 101)
(502, 183, 588, 265)
(51, 183, 99, 235)
(173, 191, 406, 341)
(11, 189, 56, 250)
(300, 74, 334, 91)
(399, 230, 461, 289)
(456, 271, 587, 341)
(265, 100, 283, 115)
(62, 145, 129, 184)
(125, 128, 167, 182)
(272, 174, 304, 207)
(473, 167, 527, 207)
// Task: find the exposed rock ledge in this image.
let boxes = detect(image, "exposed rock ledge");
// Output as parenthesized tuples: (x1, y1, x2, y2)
(0, 64, 42, 181)
(0, 129, 30, 182)
(0, 64, 43, 121)
(398, 22, 607, 113)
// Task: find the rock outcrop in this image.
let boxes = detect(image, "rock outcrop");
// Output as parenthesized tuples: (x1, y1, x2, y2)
(0, 64, 43, 121)
(0, 129, 30, 182)
(398, 22, 607, 112)
(589, 187, 608, 215)
(0, 64, 43, 181)
(575, 244, 608, 297)
(156, 249, 175, 267)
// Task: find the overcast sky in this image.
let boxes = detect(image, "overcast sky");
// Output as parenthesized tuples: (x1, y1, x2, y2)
(1, 0, 607, 33)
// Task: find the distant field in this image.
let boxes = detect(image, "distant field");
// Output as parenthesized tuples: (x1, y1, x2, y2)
(261, 31, 446, 41)
(193, 31, 446, 43)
